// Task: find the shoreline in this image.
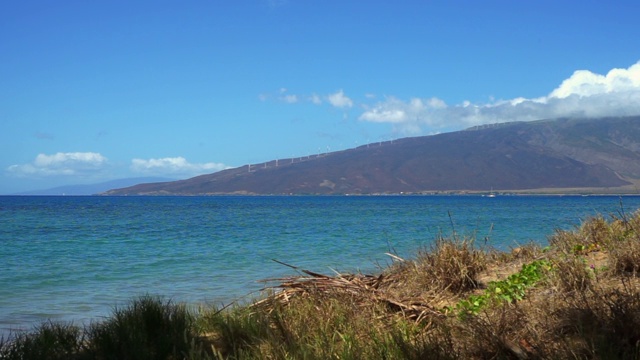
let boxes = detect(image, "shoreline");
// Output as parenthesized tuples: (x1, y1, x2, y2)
(3, 211, 640, 358)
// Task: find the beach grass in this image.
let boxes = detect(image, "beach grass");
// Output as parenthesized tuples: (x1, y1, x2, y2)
(84, 295, 199, 359)
(2, 210, 640, 359)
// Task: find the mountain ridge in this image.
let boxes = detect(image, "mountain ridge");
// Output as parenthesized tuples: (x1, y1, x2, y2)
(104, 116, 640, 195)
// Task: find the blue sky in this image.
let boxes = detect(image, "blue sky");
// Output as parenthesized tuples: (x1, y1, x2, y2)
(2, 1, 640, 194)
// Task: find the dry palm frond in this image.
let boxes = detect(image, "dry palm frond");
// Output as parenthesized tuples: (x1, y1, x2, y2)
(253, 260, 445, 324)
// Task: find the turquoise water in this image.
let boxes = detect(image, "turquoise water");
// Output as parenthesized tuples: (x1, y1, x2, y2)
(1, 195, 640, 334)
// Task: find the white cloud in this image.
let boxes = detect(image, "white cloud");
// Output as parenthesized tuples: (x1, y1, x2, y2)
(264, 89, 355, 108)
(359, 61, 640, 134)
(550, 63, 640, 98)
(130, 157, 229, 176)
(309, 93, 322, 104)
(7, 152, 109, 177)
(326, 90, 353, 108)
(359, 96, 452, 128)
(280, 94, 298, 103)
(265, 88, 299, 103)
(359, 97, 409, 123)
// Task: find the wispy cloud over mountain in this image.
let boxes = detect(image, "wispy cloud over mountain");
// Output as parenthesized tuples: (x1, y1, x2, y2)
(359, 61, 640, 134)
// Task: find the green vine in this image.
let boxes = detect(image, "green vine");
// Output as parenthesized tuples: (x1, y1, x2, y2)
(448, 259, 551, 318)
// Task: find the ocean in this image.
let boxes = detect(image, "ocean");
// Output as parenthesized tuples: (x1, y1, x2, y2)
(1, 195, 640, 335)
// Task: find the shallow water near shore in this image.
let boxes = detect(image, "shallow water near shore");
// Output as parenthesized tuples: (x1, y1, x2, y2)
(1, 195, 640, 335)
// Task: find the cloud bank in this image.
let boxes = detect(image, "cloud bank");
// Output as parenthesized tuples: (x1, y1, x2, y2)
(130, 157, 229, 176)
(359, 61, 640, 134)
(7, 152, 109, 177)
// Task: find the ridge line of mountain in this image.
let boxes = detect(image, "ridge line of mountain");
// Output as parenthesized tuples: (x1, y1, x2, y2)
(103, 116, 640, 196)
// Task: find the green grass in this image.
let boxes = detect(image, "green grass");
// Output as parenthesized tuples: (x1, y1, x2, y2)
(85, 295, 200, 360)
(0, 321, 84, 360)
(3, 211, 640, 359)
(1, 295, 211, 360)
